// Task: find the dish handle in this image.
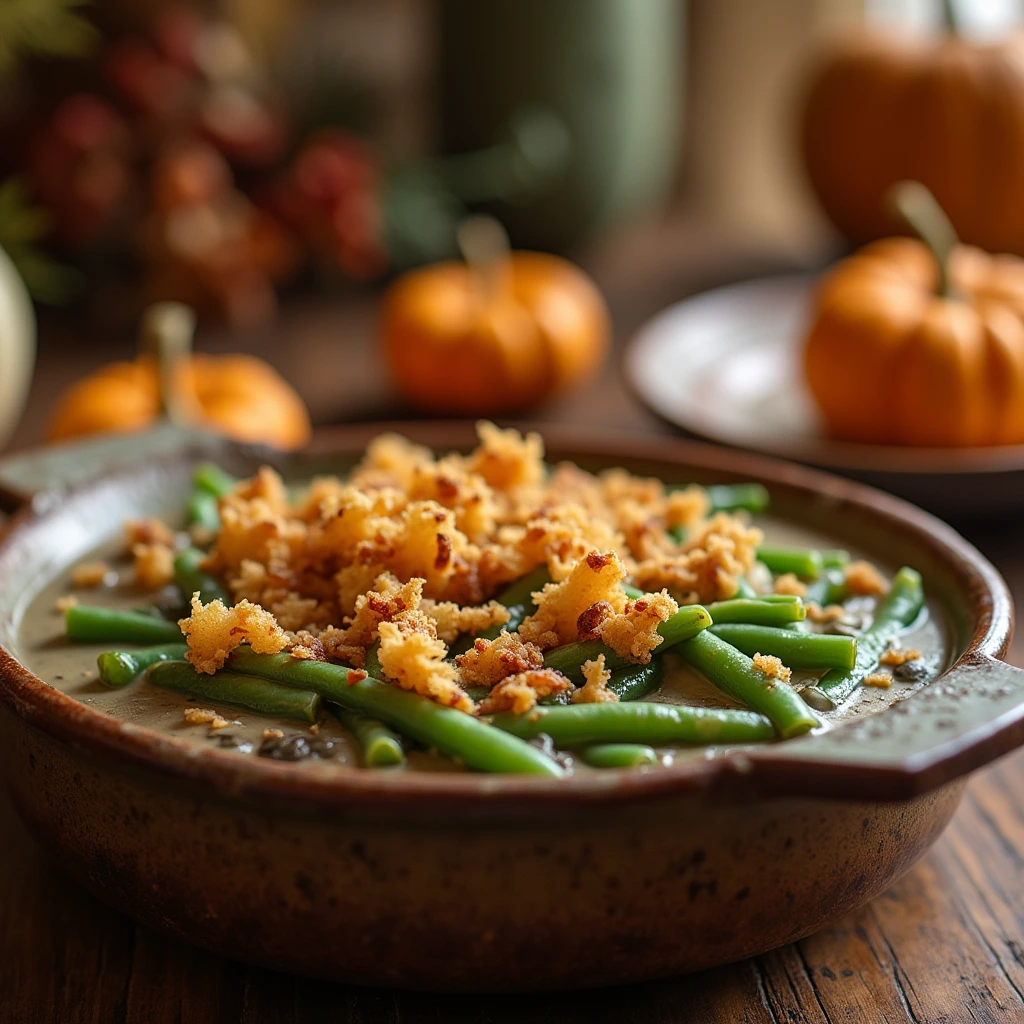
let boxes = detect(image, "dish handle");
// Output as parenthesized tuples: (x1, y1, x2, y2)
(0, 425, 237, 516)
(752, 654, 1024, 798)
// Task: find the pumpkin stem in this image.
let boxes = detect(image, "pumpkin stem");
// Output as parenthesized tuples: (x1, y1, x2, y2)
(139, 302, 203, 426)
(940, 0, 960, 33)
(456, 214, 511, 301)
(887, 180, 959, 300)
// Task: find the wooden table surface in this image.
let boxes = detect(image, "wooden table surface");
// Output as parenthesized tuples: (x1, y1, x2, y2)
(3, 217, 1024, 1023)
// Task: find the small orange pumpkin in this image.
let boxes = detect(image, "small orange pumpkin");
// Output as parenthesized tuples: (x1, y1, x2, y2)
(48, 303, 311, 450)
(381, 217, 609, 415)
(804, 183, 1024, 448)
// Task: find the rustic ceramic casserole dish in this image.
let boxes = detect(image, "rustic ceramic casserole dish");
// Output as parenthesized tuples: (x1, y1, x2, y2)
(1, 423, 1022, 991)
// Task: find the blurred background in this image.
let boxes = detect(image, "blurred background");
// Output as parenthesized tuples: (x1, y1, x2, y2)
(1, 0, 1022, 459)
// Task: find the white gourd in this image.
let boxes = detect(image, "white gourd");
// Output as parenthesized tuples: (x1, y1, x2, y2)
(0, 245, 36, 448)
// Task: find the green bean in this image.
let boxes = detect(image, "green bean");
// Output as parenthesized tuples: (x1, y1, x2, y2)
(467, 661, 662, 708)
(487, 701, 774, 746)
(364, 640, 384, 680)
(333, 707, 405, 768)
(678, 631, 819, 738)
(228, 649, 564, 776)
(709, 623, 857, 671)
(448, 566, 553, 657)
(757, 546, 824, 580)
(187, 489, 220, 533)
(706, 482, 771, 514)
(132, 604, 182, 619)
(66, 604, 184, 645)
(539, 690, 571, 706)
(484, 566, 551, 639)
(543, 605, 712, 685)
(194, 462, 237, 497)
(174, 547, 230, 606)
(609, 659, 663, 701)
(626, 589, 800, 621)
(734, 578, 758, 599)
(803, 567, 925, 712)
(579, 743, 658, 768)
(666, 480, 770, 541)
(147, 660, 321, 723)
(821, 549, 850, 569)
(97, 643, 188, 688)
(803, 568, 848, 607)
(706, 597, 806, 626)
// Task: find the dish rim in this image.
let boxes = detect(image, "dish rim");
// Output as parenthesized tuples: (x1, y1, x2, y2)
(0, 421, 1019, 814)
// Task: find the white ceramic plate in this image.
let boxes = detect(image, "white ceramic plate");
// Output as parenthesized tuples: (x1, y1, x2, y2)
(625, 274, 1024, 516)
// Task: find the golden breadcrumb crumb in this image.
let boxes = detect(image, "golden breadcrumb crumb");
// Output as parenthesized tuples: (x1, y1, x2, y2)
(419, 599, 510, 644)
(477, 668, 572, 715)
(183, 707, 230, 729)
(599, 590, 679, 663)
(133, 542, 175, 590)
(348, 432, 435, 492)
(195, 423, 765, 642)
(121, 422, 798, 714)
(55, 594, 78, 612)
(189, 524, 215, 547)
(773, 573, 807, 597)
(664, 485, 711, 534)
(338, 574, 426, 648)
(286, 631, 328, 662)
(235, 465, 289, 510)
(466, 421, 546, 492)
(806, 602, 845, 623)
(632, 514, 763, 604)
(309, 723, 320, 735)
(845, 560, 888, 596)
(879, 647, 921, 666)
(179, 594, 288, 674)
(262, 727, 284, 740)
(753, 652, 792, 684)
(314, 626, 365, 668)
(72, 561, 111, 588)
(377, 615, 473, 712)
(125, 517, 176, 549)
(864, 671, 893, 689)
(572, 655, 618, 704)
(519, 550, 629, 649)
(456, 631, 545, 688)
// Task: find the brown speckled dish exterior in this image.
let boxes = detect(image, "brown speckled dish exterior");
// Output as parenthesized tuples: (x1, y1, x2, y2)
(0, 423, 1022, 990)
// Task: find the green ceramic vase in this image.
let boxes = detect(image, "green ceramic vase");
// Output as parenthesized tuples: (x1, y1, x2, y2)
(437, 0, 683, 250)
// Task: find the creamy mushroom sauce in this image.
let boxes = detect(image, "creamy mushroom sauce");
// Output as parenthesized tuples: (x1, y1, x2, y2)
(15, 513, 950, 772)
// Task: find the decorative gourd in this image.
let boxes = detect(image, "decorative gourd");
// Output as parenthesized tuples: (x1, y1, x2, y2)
(48, 303, 311, 450)
(0, 244, 36, 449)
(381, 217, 609, 415)
(800, 5, 1024, 253)
(804, 182, 1024, 448)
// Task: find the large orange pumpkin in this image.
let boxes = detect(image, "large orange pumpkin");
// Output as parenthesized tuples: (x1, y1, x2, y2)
(801, 19, 1024, 253)
(804, 184, 1024, 448)
(381, 218, 609, 415)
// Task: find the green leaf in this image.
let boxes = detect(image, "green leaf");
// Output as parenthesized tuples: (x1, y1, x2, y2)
(7, 247, 82, 304)
(0, 177, 81, 304)
(0, 0, 97, 72)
